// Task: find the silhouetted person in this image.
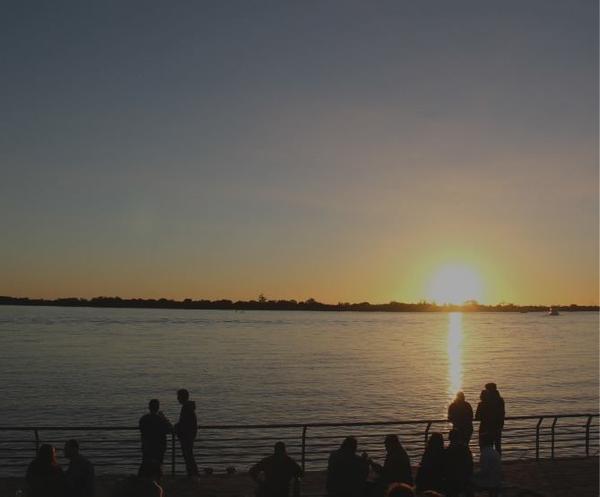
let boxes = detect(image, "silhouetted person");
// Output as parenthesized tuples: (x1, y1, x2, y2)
(448, 392, 474, 444)
(64, 439, 95, 497)
(174, 388, 198, 477)
(326, 436, 369, 497)
(26, 444, 67, 497)
(139, 399, 172, 476)
(415, 433, 445, 494)
(475, 384, 505, 454)
(249, 441, 302, 497)
(443, 430, 473, 497)
(471, 434, 502, 497)
(370, 434, 412, 496)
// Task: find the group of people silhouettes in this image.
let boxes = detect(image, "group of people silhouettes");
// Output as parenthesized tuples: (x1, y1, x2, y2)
(138, 389, 199, 478)
(25, 440, 94, 497)
(23, 383, 505, 497)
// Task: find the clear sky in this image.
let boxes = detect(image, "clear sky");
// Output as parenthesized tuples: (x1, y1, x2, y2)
(1, 1, 598, 305)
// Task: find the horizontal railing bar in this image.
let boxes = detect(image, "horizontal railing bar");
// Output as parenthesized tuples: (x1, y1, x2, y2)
(1, 414, 597, 432)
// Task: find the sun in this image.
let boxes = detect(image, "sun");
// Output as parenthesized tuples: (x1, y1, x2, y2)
(426, 263, 484, 304)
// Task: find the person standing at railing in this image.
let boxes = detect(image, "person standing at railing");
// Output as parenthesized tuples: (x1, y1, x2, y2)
(326, 436, 369, 497)
(139, 399, 172, 477)
(448, 392, 474, 444)
(64, 439, 95, 497)
(174, 388, 199, 477)
(26, 444, 67, 497)
(475, 384, 505, 455)
(249, 441, 302, 497)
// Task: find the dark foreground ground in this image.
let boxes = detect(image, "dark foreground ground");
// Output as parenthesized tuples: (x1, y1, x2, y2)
(1, 457, 597, 497)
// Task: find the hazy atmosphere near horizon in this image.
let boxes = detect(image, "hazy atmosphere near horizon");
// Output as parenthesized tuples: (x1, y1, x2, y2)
(1, 1, 598, 305)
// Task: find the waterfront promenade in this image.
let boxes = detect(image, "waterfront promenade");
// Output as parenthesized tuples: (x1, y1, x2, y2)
(0, 457, 597, 496)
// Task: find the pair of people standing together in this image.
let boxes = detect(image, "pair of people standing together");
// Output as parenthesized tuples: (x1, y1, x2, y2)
(138, 388, 198, 477)
(447, 383, 505, 453)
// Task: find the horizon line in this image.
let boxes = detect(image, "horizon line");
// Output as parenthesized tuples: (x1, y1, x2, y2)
(1, 295, 598, 309)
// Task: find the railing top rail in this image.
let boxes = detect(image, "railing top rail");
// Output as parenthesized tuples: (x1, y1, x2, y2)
(0, 413, 597, 432)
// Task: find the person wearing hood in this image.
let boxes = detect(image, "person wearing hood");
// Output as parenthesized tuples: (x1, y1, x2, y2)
(475, 383, 505, 454)
(174, 388, 199, 477)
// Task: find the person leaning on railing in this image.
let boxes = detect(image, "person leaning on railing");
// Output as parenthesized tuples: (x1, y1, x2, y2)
(138, 399, 172, 477)
(475, 383, 505, 455)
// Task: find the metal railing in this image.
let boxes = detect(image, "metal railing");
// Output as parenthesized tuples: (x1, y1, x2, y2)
(0, 414, 597, 477)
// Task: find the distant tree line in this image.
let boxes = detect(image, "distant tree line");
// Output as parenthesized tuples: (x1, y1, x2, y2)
(0, 296, 597, 312)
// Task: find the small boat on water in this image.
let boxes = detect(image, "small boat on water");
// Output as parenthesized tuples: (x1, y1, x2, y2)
(548, 307, 560, 316)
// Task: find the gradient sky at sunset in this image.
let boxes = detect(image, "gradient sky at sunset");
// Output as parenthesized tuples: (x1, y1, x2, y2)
(1, 1, 598, 304)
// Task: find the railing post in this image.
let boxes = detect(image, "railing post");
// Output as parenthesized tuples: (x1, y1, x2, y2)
(34, 429, 40, 453)
(535, 417, 543, 461)
(551, 417, 558, 459)
(585, 415, 592, 457)
(424, 421, 432, 445)
(171, 431, 176, 477)
(301, 426, 307, 472)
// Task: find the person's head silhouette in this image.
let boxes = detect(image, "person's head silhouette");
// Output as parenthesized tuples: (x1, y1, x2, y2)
(37, 444, 58, 466)
(177, 389, 189, 405)
(340, 436, 358, 453)
(149, 399, 160, 413)
(427, 432, 444, 452)
(455, 391, 465, 402)
(274, 441, 286, 457)
(384, 434, 401, 452)
(64, 439, 80, 460)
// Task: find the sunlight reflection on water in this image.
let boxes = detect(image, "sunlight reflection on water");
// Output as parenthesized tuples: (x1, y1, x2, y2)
(447, 312, 463, 399)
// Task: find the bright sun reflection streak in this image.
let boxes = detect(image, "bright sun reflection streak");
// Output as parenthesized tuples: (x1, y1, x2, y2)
(448, 312, 463, 398)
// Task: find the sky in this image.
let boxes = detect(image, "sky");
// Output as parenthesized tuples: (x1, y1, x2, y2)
(1, 1, 598, 305)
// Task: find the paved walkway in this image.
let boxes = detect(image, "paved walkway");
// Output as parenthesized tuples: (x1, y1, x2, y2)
(1, 457, 597, 496)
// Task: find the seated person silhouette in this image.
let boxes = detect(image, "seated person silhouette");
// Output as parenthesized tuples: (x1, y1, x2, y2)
(249, 441, 302, 497)
(26, 444, 67, 497)
(64, 439, 95, 497)
(415, 432, 445, 494)
(369, 434, 413, 496)
(326, 436, 369, 497)
(443, 429, 473, 497)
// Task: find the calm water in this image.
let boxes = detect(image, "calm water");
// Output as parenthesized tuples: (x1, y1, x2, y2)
(0, 306, 598, 426)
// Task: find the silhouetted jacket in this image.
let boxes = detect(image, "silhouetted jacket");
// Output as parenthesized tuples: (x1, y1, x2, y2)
(139, 412, 172, 454)
(26, 460, 67, 497)
(475, 394, 505, 434)
(249, 454, 302, 497)
(415, 447, 445, 493)
(175, 400, 197, 440)
(66, 454, 95, 497)
(448, 399, 474, 432)
(326, 449, 369, 497)
(372, 446, 413, 486)
(443, 443, 473, 492)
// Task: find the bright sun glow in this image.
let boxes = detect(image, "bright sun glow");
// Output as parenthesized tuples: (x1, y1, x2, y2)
(426, 263, 484, 304)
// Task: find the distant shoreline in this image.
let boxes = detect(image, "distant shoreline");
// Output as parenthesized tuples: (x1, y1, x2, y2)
(0, 296, 598, 313)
